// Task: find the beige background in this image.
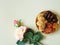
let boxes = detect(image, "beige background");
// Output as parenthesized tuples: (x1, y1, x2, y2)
(0, 0, 60, 45)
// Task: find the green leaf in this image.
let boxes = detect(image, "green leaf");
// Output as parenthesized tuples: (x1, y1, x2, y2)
(38, 42, 44, 45)
(29, 38, 35, 44)
(24, 28, 34, 40)
(22, 39, 27, 43)
(35, 32, 43, 42)
(24, 32, 33, 40)
(34, 42, 38, 45)
(16, 40, 25, 45)
(24, 28, 35, 44)
(16, 40, 20, 44)
(29, 32, 43, 44)
(33, 34, 40, 42)
(34, 42, 44, 45)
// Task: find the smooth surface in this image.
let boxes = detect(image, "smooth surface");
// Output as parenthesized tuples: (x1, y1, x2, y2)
(0, 0, 60, 45)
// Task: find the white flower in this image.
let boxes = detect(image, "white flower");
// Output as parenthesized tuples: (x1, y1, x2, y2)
(15, 26, 27, 41)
